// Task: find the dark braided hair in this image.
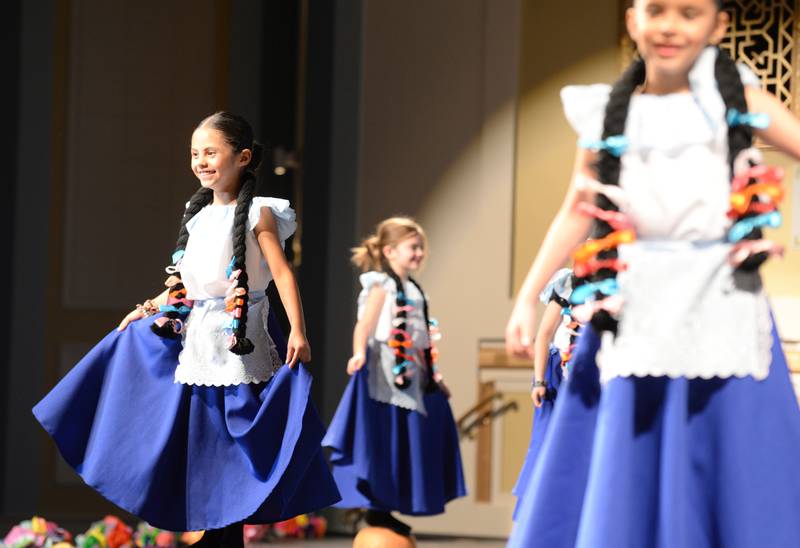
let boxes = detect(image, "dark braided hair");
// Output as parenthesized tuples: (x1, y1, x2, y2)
(714, 46, 769, 270)
(578, 43, 766, 333)
(581, 58, 645, 333)
(152, 112, 264, 355)
(385, 269, 439, 393)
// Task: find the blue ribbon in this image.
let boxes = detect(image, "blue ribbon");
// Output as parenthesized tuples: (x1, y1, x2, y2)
(392, 361, 414, 375)
(727, 109, 770, 129)
(560, 307, 572, 316)
(225, 256, 236, 278)
(159, 304, 192, 315)
(171, 249, 185, 264)
(578, 135, 628, 157)
(570, 278, 619, 305)
(728, 211, 782, 243)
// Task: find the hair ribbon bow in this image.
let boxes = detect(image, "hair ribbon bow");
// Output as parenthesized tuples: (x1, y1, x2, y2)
(727, 109, 770, 129)
(578, 135, 628, 157)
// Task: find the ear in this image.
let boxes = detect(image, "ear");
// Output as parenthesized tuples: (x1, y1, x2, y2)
(239, 148, 252, 167)
(625, 7, 639, 44)
(709, 9, 729, 46)
(382, 244, 395, 260)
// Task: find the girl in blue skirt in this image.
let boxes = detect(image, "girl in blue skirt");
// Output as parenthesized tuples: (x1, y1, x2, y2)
(511, 268, 579, 518)
(322, 217, 466, 538)
(506, 0, 800, 546)
(33, 112, 340, 546)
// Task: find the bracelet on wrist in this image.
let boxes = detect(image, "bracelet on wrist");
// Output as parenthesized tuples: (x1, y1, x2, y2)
(532, 379, 548, 388)
(136, 299, 159, 317)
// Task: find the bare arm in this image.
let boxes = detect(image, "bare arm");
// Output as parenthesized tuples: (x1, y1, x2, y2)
(347, 286, 386, 374)
(748, 86, 800, 160)
(531, 301, 562, 407)
(506, 149, 597, 358)
(255, 207, 309, 367)
(117, 287, 169, 331)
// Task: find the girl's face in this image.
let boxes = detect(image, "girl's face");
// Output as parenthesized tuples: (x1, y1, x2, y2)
(190, 127, 251, 193)
(384, 233, 426, 273)
(627, 0, 728, 83)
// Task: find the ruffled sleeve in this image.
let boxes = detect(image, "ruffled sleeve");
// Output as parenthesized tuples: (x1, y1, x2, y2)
(357, 271, 394, 321)
(736, 63, 761, 88)
(539, 268, 573, 305)
(359, 271, 393, 293)
(247, 197, 297, 243)
(560, 84, 611, 142)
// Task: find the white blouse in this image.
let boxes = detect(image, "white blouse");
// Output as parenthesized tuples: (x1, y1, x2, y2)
(561, 47, 772, 382)
(180, 197, 297, 300)
(173, 197, 297, 386)
(358, 271, 430, 413)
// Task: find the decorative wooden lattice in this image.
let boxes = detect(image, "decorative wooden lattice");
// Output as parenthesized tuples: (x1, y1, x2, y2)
(721, 0, 797, 111)
(620, 0, 799, 112)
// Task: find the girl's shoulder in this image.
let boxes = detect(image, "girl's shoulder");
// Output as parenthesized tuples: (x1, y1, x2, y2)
(560, 84, 612, 142)
(559, 48, 762, 143)
(248, 197, 297, 242)
(359, 271, 395, 293)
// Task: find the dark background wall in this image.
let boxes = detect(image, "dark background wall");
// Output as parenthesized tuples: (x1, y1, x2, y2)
(1, 0, 362, 524)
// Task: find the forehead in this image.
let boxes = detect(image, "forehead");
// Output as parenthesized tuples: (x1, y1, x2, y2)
(190, 126, 230, 149)
(398, 233, 424, 246)
(635, 0, 718, 8)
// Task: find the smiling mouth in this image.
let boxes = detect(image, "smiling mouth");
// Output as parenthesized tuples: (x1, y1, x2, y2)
(198, 170, 216, 178)
(654, 44, 682, 57)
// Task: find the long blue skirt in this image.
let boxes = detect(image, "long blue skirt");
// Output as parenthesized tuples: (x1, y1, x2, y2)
(509, 321, 800, 548)
(32, 313, 340, 532)
(322, 366, 466, 515)
(511, 345, 564, 519)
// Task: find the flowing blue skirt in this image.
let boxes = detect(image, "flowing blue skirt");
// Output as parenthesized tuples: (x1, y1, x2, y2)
(509, 321, 800, 548)
(32, 313, 340, 532)
(511, 345, 564, 519)
(322, 366, 466, 515)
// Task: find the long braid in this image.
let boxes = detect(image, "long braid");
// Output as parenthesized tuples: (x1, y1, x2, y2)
(408, 277, 440, 393)
(151, 187, 213, 338)
(227, 174, 257, 355)
(714, 46, 770, 271)
(386, 268, 414, 390)
(578, 58, 645, 333)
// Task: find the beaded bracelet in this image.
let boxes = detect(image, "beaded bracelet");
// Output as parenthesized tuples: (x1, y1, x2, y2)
(136, 299, 159, 317)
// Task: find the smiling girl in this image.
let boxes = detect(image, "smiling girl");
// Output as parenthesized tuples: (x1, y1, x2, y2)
(33, 112, 340, 546)
(322, 217, 466, 539)
(507, 0, 800, 546)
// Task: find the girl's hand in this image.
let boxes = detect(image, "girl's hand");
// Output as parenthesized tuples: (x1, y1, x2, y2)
(286, 330, 311, 368)
(531, 386, 547, 408)
(117, 309, 145, 331)
(505, 300, 537, 359)
(346, 353, 366, 375)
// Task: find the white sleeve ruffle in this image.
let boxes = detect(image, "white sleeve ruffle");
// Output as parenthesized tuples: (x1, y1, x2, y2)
(247, 197, 297, 243)
(560, 84, 611, 142)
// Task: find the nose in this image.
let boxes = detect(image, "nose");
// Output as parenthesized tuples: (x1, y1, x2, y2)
(659, 11, 678, 36)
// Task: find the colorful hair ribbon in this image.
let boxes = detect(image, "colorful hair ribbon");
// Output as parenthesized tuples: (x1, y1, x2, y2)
(573, 257, 627, 278)
(728, 211, 782, 243)
(729, 239, 785, 267)
(570, 278, 619, 305)
(578, 134, 629, 157)
(727, 109, 770, 129)
(159, 304, 192, 315)
(225, 257, 236, 278)
(571, 294, 624, 323)
(731, 165, 784, 192)
(572, 229, 636, 263)
(574, 175, 629, 208)
(575, 202, 633, 231)
(729, 182, 784, 214)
